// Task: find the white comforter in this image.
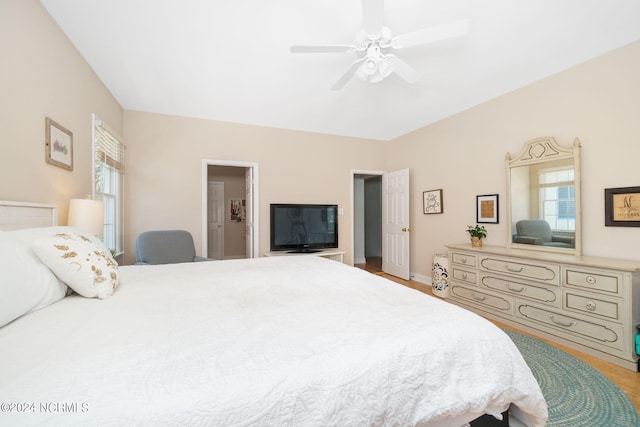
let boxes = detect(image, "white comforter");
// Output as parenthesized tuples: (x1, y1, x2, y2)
(0, 256, 547, 426)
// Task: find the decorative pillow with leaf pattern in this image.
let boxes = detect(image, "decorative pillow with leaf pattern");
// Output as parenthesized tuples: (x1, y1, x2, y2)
(32, 233, 119, 299)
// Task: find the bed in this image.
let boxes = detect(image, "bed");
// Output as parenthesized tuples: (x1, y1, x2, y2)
(0, 202, 547, 427)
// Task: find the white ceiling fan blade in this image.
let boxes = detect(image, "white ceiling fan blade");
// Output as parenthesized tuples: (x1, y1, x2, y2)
(290, 45, 356, 53)
(390, 19, 469, 49)
(331, 58, 366, 91)
(362, 0, 384, 38)
(384, 55, 421, 83)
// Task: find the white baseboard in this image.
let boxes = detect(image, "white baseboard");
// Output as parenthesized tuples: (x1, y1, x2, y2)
(354, 257, 366, 264)
(411, 272, 431, 285)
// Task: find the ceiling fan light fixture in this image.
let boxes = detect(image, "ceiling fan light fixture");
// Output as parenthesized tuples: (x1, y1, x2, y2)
(356, 57, 393, 84)
(355, 58, 377, 81)
(370, 60, 392, 83)
(364, 59, 378, 75)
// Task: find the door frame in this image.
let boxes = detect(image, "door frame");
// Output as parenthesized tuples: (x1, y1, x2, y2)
(350, 169, 386, 267)
(202, 159, 259, 258)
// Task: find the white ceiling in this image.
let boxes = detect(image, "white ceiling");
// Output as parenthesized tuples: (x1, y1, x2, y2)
(40, 0, 640, 141)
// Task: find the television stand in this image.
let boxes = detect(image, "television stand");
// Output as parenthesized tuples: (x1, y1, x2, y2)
(264, 250, 345, 263)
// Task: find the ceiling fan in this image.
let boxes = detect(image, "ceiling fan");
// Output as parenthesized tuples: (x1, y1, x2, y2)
(290, 0, 469, 90)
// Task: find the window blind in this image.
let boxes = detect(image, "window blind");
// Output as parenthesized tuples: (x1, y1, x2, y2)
(93, 116, 125, 253)
(94, 121, 125, 174)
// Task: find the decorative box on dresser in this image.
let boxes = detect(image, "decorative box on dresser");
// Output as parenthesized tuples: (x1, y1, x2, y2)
(446, 243, 640, 371)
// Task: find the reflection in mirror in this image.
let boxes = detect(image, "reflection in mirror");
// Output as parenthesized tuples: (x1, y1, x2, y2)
(506, 137, 581, 255)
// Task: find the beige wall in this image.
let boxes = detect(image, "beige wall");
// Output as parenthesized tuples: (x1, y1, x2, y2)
(0, 0, 123, 222)
(124, 41, 640, 273)
(123, 111, 386, 265)
(4, 1, 639, 279)
(386, 40, 640, 278)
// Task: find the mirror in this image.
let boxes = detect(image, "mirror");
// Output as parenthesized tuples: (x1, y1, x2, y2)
(506, 137, 582, 255)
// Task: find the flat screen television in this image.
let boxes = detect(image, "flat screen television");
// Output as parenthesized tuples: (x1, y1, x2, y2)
(270, 203, 338, 253)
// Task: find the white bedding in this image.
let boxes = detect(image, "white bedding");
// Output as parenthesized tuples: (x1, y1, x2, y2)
(0, 256, 547, 426)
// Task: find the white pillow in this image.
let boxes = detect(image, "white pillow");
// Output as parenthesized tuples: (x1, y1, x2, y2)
(32, 232, 119, 299)
(0, 228, 69, 328)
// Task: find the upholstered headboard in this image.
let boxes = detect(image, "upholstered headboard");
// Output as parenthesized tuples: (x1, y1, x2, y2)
(0, 201, 58, 231)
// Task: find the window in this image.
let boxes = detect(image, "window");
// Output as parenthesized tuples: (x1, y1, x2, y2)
(538, 167, 574, 231)
(93, 115, 125, 254)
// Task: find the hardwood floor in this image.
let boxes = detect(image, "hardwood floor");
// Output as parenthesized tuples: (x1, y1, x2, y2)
(354, 256, 382, 274)
(354, 258, 640, 417)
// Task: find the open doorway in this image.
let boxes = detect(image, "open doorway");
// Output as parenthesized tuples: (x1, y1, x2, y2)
(202, 160, 259, 260)
(352, 169, 411, 280)
(353, 172, 383, 273)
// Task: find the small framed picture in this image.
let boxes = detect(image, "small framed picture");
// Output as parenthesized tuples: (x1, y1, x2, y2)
(230, 198, 246, 222)
(45, 117, 73, 171)
(604, 186, 640, 227)
(476, 194, 499, 224)
(423, 189, 443, 214)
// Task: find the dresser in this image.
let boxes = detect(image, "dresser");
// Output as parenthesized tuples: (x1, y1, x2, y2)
(446, 244, 640, 371)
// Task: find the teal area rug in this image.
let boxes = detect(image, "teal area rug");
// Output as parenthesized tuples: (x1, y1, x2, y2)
(503, 329, 639, 427)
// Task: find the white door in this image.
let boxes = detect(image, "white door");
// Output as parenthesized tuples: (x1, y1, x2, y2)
(208, 182, 224, 260)
(244, 167, 253, 258)
(382, 169, 410, 280)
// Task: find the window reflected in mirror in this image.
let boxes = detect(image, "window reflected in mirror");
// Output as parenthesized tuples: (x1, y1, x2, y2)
(507, 137, 581, 255)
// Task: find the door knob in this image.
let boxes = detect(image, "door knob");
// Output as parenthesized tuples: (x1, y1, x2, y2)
(402, 227, 410, 232)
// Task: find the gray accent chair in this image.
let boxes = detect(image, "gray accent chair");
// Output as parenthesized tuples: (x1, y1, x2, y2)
(514, 220, 574, 248)
(135, 230, 213, 265)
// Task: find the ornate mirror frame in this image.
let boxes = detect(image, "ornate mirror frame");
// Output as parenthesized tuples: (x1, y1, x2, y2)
(506, 136, 582, 255)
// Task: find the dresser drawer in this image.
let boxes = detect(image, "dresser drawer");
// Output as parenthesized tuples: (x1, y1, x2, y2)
(480, 274, 559, 306)
(479, 256, 560, 285)
(564, 268, 621, 295)
(516, 303, 622, 350)
(564, 291, 620, 321)
(451, 285, 513, 314)
(451, 251, 477, 267)
(452, 267, 477, 285)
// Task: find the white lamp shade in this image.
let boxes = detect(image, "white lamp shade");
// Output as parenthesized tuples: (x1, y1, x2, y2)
(68, 198, 104, 236)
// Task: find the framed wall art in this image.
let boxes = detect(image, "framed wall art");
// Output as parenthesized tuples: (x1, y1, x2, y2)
(476, 194, 499, 224)
(423, 189, 443, 214)
(45, 117, 73, 171)
(604, 186, 640, 227)
(230, 198, 246, 222)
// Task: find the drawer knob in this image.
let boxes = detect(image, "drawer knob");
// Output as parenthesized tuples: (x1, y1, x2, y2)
(549, 315, 577, 328)
(472, 293, 487, 301)
(586, 275, 597, 285)
(586, 300, 597, 311)
(506, 283, 525, 293)
(505, 264, 525, 273)
(461, 257, 467, 264)
(462, 272, 468, 279)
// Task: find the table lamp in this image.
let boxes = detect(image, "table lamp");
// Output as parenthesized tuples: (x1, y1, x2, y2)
(68, 197, 104, 237)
